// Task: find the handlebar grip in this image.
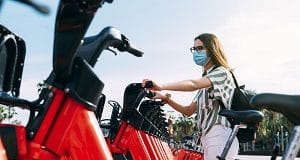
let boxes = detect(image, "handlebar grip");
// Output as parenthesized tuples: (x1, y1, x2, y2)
(120, 34, 144, 57)
(127, 44, 144, 57)
(146, 91, 156, 98)
(144, 81, 153, 88)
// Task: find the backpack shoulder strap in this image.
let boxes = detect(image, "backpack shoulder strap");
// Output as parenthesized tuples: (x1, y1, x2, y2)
(203, 65, 219, 76)
(217, 69, 241, 110)
(229, 71, 240, 89)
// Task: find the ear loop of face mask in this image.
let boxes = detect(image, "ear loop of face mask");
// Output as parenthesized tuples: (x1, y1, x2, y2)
(202, 55, 211, 75)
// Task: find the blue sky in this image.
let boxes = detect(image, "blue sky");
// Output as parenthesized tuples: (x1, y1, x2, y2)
(1, 0, 300, 123)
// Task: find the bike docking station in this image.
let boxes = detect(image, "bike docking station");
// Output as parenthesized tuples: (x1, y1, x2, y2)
(101, 83, 174, 160)
(100, 82, 204, 160)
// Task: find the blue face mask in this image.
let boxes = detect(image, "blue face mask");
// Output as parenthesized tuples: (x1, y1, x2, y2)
(192, 50, 209, 66)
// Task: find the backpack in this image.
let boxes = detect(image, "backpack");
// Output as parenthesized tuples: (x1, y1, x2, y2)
(211, 67, 258, 143)
(229, 71, 256, 112)
(209, 66, 256, 111)
(229, 72, 259, 143)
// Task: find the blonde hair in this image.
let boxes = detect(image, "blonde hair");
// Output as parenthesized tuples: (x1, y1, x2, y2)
(194, 33, 230, 69)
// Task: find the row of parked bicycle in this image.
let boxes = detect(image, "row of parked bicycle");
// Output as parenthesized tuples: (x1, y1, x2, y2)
(0, 0, 299, 160)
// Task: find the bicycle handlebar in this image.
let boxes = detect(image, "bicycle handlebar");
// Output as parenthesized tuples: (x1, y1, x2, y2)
(12, 0, 50, 14)
(144, 81, 153, 88)
(77, 26, 144, 67)
(118, 34, 143, 57)
(0, 92, 32, 110)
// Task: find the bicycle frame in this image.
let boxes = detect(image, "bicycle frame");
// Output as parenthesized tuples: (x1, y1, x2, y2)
(107, 120, 176, 160)
(28, 87, 112, 159)
(174, 149, 203, 160)
(0, 87, 113, 159)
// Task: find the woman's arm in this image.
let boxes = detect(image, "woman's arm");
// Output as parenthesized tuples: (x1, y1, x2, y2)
(161, 77, 212, 91)
(154, 92, 197, 117)
(143, 77, 212, 92)
(167, 98, 197, 117)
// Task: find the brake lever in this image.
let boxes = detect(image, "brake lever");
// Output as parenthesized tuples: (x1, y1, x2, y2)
(116, 35, 128, 52)
(107, 47, 117, 55)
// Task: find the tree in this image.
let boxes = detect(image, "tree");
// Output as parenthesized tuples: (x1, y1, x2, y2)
(171, 115, 196, 141)
(255, 109, 292, 151)
(0, 104, 20, 124)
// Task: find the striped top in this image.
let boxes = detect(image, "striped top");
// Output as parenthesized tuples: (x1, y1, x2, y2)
(193, 66, 235, 136)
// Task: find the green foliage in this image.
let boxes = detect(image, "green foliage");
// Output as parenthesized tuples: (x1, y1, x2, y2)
(171, 115, 196, 141)
(170, 110, 292, 148)
(37, 80, 48, 93)
(256, 109, 292, 144)
(0, 104, 17, 122)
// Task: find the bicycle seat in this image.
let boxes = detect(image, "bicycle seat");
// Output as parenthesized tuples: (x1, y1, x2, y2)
(250, 93, 300, 125)
(219, 110, 264, 124)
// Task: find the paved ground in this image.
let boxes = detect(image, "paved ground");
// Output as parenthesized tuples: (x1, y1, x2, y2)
(237, 155, 300, 160)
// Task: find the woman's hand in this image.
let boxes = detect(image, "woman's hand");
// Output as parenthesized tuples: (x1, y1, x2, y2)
(142, 79, 162, 91)
(151, 90, 196, 117)
(152, 91, 171, 104)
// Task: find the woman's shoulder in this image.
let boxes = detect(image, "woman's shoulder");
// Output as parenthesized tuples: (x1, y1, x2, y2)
(208, 66, 230, 74)
(207, 66, 235, 88)
(206, 65, 232, 81)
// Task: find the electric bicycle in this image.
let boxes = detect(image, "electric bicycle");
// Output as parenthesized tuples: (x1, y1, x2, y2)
(0, 0, 144, 159)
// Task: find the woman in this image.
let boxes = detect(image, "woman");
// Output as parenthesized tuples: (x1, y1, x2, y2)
(143, 33, 239, 160)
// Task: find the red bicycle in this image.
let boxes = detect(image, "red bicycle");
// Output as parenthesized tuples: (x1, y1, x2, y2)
(0, 0, 143, 159)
